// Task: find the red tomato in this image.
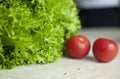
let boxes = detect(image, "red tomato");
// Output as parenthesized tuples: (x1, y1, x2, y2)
(93, 38, 118, 63)
(66, 35, 90, 58)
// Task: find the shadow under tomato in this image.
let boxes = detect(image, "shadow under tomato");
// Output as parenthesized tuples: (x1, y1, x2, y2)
(63, 52, 98, 63)
(85, 55, 98, 63)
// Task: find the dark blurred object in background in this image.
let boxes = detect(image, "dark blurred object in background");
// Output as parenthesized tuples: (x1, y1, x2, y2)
(74, 0, 120, 27)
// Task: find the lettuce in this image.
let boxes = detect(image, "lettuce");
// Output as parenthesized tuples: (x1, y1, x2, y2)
(0, 0, 81, 69)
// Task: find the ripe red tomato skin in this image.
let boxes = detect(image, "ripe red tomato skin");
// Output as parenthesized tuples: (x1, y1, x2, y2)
(93, 38, 118, 63)
(66, 35, 90, 58)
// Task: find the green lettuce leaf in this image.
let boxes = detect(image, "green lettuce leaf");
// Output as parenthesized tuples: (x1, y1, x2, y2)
(0, 0, 81, 69)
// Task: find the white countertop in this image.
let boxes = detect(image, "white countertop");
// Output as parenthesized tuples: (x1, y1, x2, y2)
(0, 27, 120, 79)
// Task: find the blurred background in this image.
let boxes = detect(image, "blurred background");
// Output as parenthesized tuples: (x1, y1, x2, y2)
(73, 0, 120, 28)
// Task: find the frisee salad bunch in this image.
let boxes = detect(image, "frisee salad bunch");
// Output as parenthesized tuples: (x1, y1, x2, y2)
(0, 0, 81, 69)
